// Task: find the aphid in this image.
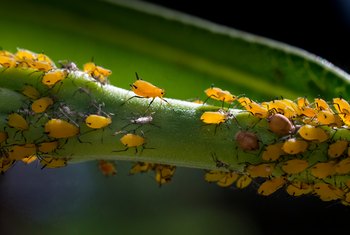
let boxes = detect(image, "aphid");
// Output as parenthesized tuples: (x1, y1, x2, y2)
(0, 54, 17, 68)
(333, 97, 350, 114)
(98, 160, 117, 176)
(235, 131, 259, 151)
(154, 164, 176, 186)
(204, 85, 236, 104)
(126, 72, 168, 107)
(200, 110, 229, 125)
(129, 162, 154, 175)
(31, 97, 54, 113)
(21, 156, 38, 164)
(298, 124, 329, 142)
(31, 53, 56, 71)
(235, 174, 253, 189)
(286, 181, 313, 196)
(281, 159, 309, 174)
(8, 144, 36, 160)
(257, 177, 286, 196)
(314, 98, 331, 111)
(15, 48, 36, 61)
(335, 158, 350, 174)
(0, 131, 8, 144)
(316, 110, 336, 125)
(0, 50, 16, 68)
(116, 133, 146, 153)
(85, 114, 112, 129)
(328, 140, 348, 158)
(83, 62, 111, 85)
(281, 138, 308, 155)
(239, 97, 269, 118)
(21, 85, 41, 100)
(44, 119, 79, 139)
(204, 170, 227, 183)
(264, 99, 296, 118)
(0, 158, 15, 174)
(267, 114, 295, 136)
(246, 163, 274, 178)
(310, 161, 336, 179)
(261, 142, 284, 161)
(297, 97, 310, 108)
(42, 69, 68, 87)
(313, 183, 344, 202)
(7, 113, 29, 131)
(37, 141, 59, 154)
(40, 157, 68, 169)
(59, 60, 79, 71)
(211, 153, 231, 169)
(216, 172, 239, 187)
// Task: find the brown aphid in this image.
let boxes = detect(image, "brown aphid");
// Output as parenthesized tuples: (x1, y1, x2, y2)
(267, 114, 295, 136)
(235, 131, 259, 151)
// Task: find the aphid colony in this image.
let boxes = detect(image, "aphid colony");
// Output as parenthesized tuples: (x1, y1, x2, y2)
(3, 48, 350, 204)
(0, 48, 175, 186)
(202, 91, 350, 206)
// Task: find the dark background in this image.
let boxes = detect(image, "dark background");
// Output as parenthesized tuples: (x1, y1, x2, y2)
(143, 0, 350, 73)
(142, 1, 350, 234)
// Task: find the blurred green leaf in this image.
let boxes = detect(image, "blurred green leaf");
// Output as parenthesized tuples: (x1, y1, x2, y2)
(2, 0, 350, 103)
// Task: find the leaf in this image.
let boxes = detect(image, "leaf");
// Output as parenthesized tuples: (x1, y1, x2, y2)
(1, 0, 350, 103)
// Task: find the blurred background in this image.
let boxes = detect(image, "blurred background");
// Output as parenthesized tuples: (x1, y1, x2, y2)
(1, 1, 350, 235)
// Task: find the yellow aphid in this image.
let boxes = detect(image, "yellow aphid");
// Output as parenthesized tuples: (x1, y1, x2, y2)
(129, 162, 154, 175)
(7, 113, 29, 131)
(85, 114, 112, 129)
(314, 98, 331, 111)
(261, 142, 284, 161)
(286, 181, 313, 196)
(0, 131, 8, 144)
(154, 164, 176, 186)
(257, 177, 286, 196)
(333, 97, 350, 114)
(264, 100, 296, 118)
(0, 158, 15, 173)
(0, 54, 17, 67)
(83, 62, 111, 85)
(31, 97, 54, 113)
(282, 138, 308, 155)
(300, 106, 317, 118)
(236, 175, 253, 189)
(8, 144, 36, 160)
(313, 183, 344, 202)
(297, 97, 310, 108)
(37, 141, 59, 154)
(328, 140, 348, 158)
(298, 124, 329, 142)
(280, 99, 301, 116)
(246, 163, 274, 178)
(42, 69, 67, 87)
(216, 172, 239, 187)
(281, 159, 309, 174)
(120, 133, 145, 148)
(200, 110, 228, 125)
(44, 119, 79, 139)
(131, 72, 164, 99)
(15, 48, 36, 61)
(335, 158, 350, 174)
(204, 170, 227, 183)
(316, 110, 336, 125)
(310, 161, 336, 179)
(239, 97, 269, 118)
(204, 86, 236, 103)
(21, 85, 40, 100)
(98, 160, 117, 176)
(40, 157, 68, 169)
(21, 156, 37, 164)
